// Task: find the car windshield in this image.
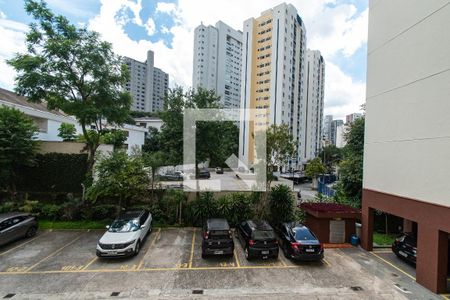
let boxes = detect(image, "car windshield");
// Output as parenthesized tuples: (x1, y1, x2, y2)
(252, 230, 275, 240)
(108, 219, 140, 232)
(294, 228, 316, 240)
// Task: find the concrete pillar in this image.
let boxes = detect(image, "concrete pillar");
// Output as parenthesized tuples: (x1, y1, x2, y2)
(403, 219, 413, 232)
(361, 205, 374, 251)
(416, 225, 448, 293)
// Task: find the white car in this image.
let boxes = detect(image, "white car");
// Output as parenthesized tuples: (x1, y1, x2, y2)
(96, 209, 152, 257)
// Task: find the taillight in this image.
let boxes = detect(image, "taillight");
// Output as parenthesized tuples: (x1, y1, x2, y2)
(249, 239, 255, 246)
(203, 231, 209, 239)
(291, 242, 300, 250)
(320, 243, 324, 251)
(274, 240, 278, 244)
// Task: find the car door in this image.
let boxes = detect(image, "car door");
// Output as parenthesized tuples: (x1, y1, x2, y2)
(0, 218, 15, 245)
(139, 212, 150, 239)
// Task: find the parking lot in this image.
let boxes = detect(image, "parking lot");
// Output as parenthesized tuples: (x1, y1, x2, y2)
(0, 228, 446, 299)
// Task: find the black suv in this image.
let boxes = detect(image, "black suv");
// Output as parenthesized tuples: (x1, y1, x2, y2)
(392, 232, 417, 264)
(276, 222, 323, 261)
(201, 218, 234, 258)
(237, 220, 278, 260)
(196, 169, 211, 179)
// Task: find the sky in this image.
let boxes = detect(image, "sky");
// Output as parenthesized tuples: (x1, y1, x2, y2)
(0, 0, 368, 120)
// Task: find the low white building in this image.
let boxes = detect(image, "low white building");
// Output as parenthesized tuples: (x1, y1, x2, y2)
(134, 117, 164, 132)
(0, 88, 147, 154)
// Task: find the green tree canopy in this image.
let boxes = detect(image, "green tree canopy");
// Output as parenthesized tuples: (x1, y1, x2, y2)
(57, 123, 76, 142)
(335, 116, 365, 206)
(86, 151, 149, 209)
(142, 127, 162, 153)
(8, 0, 131, 182)
(305, 157, 326, 178)
(102, 129, 128, 149)
(158, 87, 238, 168)
(266, 123, 296, 178)
(0, 106, 39, 194)
(318, 145, 343, 173)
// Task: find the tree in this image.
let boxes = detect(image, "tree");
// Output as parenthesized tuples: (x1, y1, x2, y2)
(142, 127, 162, 153)
(86, 151, 149, 209)
(269, 184, 295, 224)
(0, 106, 39, 195)
(318, 145, 343, 174)
(159, 87, 186, 166)
(158, 87, 238, 169)
(102, 129, 128, 149)
(334, 117, 365, 206)
(57, 123, 76, 141)
(266, 124, 295, 185)
(8, 0, 131, 183)
(305, 158, 326, 190)
(143, 151, 166, 200)
(253, 123, 295, 219)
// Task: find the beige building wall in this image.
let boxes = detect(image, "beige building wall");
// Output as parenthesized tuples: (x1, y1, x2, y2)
(363, 0, 450, 207)
(39, 142, 114, 155)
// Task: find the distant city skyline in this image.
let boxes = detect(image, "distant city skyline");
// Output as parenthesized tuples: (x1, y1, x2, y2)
(0, 0, 367, 119)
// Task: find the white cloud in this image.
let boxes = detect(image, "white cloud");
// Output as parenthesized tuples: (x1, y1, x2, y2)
(0, 11, 6, 19)
(0, 15, 27, 90)
(0, 0, 368, 118)
(324, 62, 365, 119)
(155, 2, 177, 15)
(145, 18, 156, 36)
(44, 0, 94, 18)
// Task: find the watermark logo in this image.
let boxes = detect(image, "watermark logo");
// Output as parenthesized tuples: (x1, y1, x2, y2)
(183, 109, 266, 191)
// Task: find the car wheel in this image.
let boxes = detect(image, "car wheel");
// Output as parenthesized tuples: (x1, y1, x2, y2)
(134, 240, 141, 256)
(245, 247, 251, 260)
(26, 226, 37, 238)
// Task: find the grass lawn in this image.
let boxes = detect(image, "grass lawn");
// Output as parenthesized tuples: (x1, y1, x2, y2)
(373, 232, 397, 246)
(39, 220, 109, 230)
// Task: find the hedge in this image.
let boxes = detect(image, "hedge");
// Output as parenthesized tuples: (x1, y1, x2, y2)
(16, 153, 88, 193)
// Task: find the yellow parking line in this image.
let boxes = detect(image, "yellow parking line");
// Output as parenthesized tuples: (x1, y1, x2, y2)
(440, 294, 450, 300)
(370, 252, 415, 281)
(82, 257, 98, 270)
(323, 258, 331, 267)
(137, 228, 161, 270)
(233, 249, 241, 268)
(188, 228, 196, 268)
(0, 232, 48, 257)
(0, 264, 302, 275)
(26, 232, 85, 272)
(373, 250, 392, 254)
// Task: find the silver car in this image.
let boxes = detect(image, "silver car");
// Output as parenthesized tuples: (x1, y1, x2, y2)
(96, 209, 152, 257)
(0, 213, 38, 246)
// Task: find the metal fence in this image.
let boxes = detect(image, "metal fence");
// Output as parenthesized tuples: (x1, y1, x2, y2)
(318, 176, 336, 197)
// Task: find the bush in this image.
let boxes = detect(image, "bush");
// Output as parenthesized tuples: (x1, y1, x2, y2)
(216, 193, 253, 226)
(39, 203, 62, 219)
(0, 201, 20, 213)
(269, 184, 295, 224)
(82, 204, 120, 221)
(189, 192, 217, 226)
(16, 153, 88, 193)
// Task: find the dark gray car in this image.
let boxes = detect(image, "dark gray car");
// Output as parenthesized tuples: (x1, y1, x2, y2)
(0, 213, 38, 246)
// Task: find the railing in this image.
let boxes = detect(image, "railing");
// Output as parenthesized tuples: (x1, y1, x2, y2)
(318, 176, 336, 197)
